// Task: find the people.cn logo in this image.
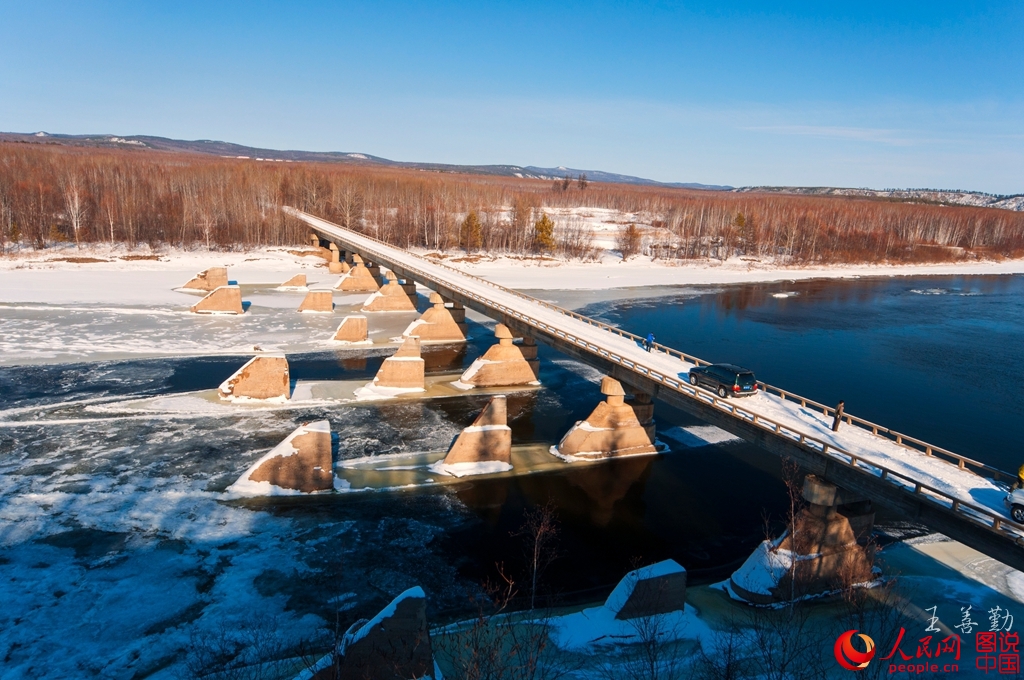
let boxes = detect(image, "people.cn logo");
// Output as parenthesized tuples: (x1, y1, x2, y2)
(834, 630, 876, 671)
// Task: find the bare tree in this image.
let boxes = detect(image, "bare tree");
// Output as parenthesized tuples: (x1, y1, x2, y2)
(432, 568, 578, 680)
(690, 626, 748, 680)
(59, 170, 89, 247)
(617, 224, 642, 259)
(185, 614, 286, 680)
(515, 502, 560, 611)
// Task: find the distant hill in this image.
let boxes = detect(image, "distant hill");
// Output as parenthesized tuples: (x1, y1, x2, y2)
(0, 131, 731, 191)
(3, 130, 1020, 210)
(736, 185, 1024, 212)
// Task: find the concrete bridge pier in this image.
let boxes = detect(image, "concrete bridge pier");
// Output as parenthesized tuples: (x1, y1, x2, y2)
(403, 292, 468, 342)
(553, 377, 658, 460)
(361, 271, 418, 312)
(364, 259, 383, 285)
(328, 243, 348, 274)
(456, 323, 540, 388)
(447, 300, 466, 323)
(334, 254, 380, 292)
(728, 474, 876, 604)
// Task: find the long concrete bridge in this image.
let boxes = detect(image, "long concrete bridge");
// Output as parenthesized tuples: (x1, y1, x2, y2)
(286, 207, 1024, 572)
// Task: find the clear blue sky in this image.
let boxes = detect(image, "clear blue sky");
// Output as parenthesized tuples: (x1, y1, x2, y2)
(2, 1, 1022, 193)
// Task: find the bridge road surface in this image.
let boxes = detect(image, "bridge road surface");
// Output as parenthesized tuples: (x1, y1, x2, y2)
(287, 207, 1024, 572)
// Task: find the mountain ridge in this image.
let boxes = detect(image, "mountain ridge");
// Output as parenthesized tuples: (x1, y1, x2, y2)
(3, 130, 1021, 211)
(0, 131, 731, 191)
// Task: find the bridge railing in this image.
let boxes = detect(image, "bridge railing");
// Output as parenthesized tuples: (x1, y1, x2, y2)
(291, 209, 1024, 540)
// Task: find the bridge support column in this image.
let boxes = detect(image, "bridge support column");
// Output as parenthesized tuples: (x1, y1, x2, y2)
(365, 260, 383, 285)
(355, 337, 425, 397)
(190, 285, 245, 314)
(328, 243, 347, 274)
(298, 290, 334, 313)
(447, 301, 466, 323)
(728, 475, 876, 604)
(552, 377, 658, 461)
(361, 271, 418, 312)
(333, 315, 369, 343)
(228, 421, 333, 495)
(333, 254, 379, 292)
(218, 355, 290, 401)
(430, 395, 513, 477)
(403, 293, 468, 342)
(455, 324, 540, 388)
(181, 267, 229, 291)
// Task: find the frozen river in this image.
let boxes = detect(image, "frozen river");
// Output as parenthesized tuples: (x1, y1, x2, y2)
(1, 269, 1021, 678)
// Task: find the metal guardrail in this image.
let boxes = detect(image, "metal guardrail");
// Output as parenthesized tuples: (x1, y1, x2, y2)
(287, 208, 1024, 540)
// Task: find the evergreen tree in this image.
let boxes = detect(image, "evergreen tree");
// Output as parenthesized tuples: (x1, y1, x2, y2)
(460, 210, 482, 251)
(533, 213, 555, 253)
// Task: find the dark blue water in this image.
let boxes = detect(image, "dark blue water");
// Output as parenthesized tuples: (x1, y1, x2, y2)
(585, 275, 1024, 473)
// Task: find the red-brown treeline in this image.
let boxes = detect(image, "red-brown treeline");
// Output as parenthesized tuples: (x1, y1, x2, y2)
(1, 141, 1022, 263)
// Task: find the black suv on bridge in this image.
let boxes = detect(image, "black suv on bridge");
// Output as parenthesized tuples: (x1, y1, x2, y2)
(687, 363, 758, 398)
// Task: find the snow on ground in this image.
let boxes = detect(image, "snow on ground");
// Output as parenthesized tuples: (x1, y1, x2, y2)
(0, 247, 408, 365)
(661, 425, 742, 448)
(0, 245, 335, 304)
(437, 250, 1024, 291)
(428, 459, 514, 478)
(539, 560, 712, 651)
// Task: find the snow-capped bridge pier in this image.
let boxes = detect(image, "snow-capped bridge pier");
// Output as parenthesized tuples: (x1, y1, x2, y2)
(287, 207, 1024, 571)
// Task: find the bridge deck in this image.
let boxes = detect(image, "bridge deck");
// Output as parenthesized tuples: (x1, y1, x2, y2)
(287, 208, 1024, 566)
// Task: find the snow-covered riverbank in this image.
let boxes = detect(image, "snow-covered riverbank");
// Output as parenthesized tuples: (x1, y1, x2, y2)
(437, 250, 1024, 290)
(3, 244, 1024, 304)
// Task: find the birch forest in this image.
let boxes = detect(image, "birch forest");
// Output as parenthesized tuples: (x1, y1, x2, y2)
(2, 141, 1022, 263)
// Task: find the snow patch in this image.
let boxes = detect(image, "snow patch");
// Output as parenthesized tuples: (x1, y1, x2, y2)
(661, 425, 742, 448)
(427, 460, 513, 478)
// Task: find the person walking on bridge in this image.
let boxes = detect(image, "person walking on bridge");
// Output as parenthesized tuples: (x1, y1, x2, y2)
(644, 332, 655, 352)
(831, 400, 845, 432)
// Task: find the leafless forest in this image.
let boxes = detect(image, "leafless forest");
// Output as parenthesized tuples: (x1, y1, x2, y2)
(2, 141, 1022, 263)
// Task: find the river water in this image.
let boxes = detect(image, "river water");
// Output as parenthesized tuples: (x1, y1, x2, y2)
(1, 273, 1021, 678)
